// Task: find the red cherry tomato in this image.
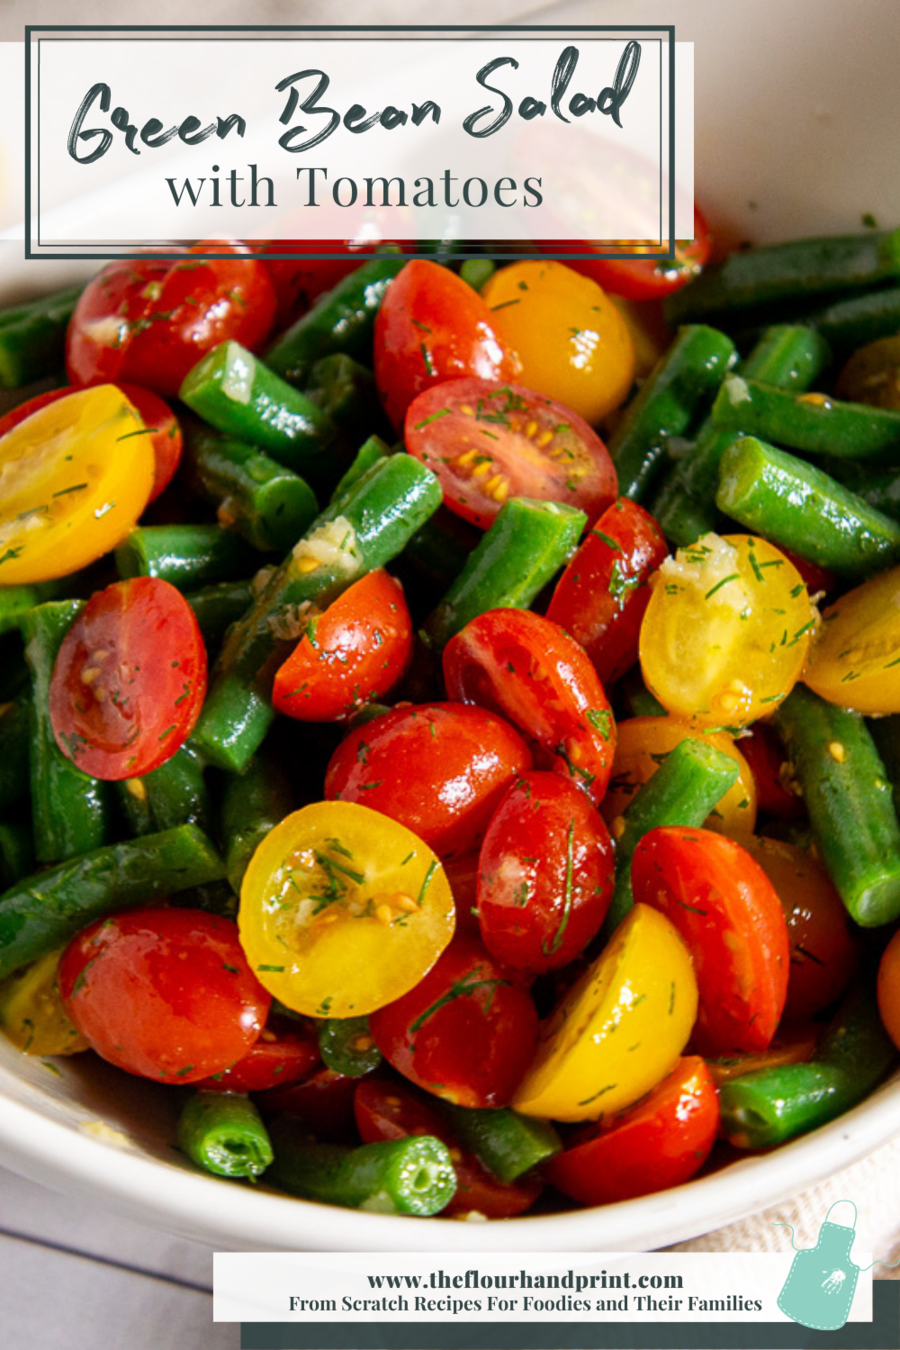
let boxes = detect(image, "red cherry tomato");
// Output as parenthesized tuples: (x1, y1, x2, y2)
(778, 547, 835, 598)
(191, 1017, 320, 1093)
(549, 208, 713, 302)
(49, 577, 207, 781)
(546, 1057, 719, 1205)
(254, 1067, 363, 1143)
(0, 384, 182, 503)
(374, 261, 521, 430)
(259, 240, 364, 326)
(443, 609, 616, 807)
(325, 702, 533, 859)
(405, 378, 618, 530)
(66, 242, 277, 398)
(546, 498, 668, 683)
(631, 827, 790, 1055)
(738, 723, 806, 820)
(742, 837, 860, 1020)
(477, 771, 614, 973)
(441, 852, 482, 936)
(369, 934, 539, 1108)
(58, 907, 270, 1083)
(272, 570, 413, 722)
(354, 1078, 541, 1218)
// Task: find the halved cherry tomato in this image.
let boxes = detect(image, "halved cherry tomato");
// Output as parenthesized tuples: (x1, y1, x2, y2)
(546, 498, 667, 683)
(513, 904, 697, 1122)
(600, 717, 757, 840)
(631, 827, 790, 1054)
(255, 1067, 364, 1144)
(737, 723, 805, 820)
(549, 208, 713, 302)
(546, 1057, 719, 1205)
(0, 950, 88, 1056)
(804, 566, 900, 714)
(272, 570, 413, 722)
(325, 702, 532, 858)
(0, 385, 154, 586)
(640, 534, 814, 728)
(741, 836, 859, 1019)
(191, 1016, 320, 1093)
(239, 801, 456, 1018)
(58, 908, 270, 1083)
(405, 378, 617, 531)
(480, 261, 635, 424)
(374, 260, 520, 430)
(477, 772, 614, 973)
(705, 1024, 819, 1085)
(66, 242, 277, 398)
(877, 929, 900, 1053)
(0, 384, 182, 504)
(368, 934, 538, 1108)
(49, 577, 207, 781)
(443, 609, 616, 807)
(354, 1078, 541, 1217)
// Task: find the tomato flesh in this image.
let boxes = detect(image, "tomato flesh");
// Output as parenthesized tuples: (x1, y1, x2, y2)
(374, 260, 520, 430)
(58, 908, 270, 1083)
(369, 934, 539, 1108)
(546, 1057, 719, 1205)
(325, 702, 533, 858)
(631, 827, 790, 1054)
(272, 570, 413, 721)
(477, 771, 614, 973)
(405, 378, 617, 530)
(546, 498, 667, 683)
(49, 577, 207, 781)
(443, 609, 616, 806)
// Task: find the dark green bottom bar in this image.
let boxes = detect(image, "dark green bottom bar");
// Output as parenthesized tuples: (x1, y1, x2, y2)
(241, 1281, 899, 1349)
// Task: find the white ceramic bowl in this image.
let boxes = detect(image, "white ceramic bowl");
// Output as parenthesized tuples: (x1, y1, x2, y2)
(1, 0, 899, 1252)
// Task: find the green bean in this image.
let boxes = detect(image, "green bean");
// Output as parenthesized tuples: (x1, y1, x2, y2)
(807, 285, 900, 356)
(399, 507, 480, 598)
(184, 580, 255, 650)
(719, 984, 896, 1149)
(115, 524, 259, 591)
(0, 699, 30, 814)
(869, 716, 900, 821)
(220, 753, 293, 893)
(665, 229, 900, 328)
(317, 1016, 382, 1077)
(774, 685, 900, 926)
(0, 286, 82, 388)
(331, 435, 391, 501)
(717, 437, 900, 580)
(193, 454, 442, 772)
(421, 497, 585, 652)
(460, 258, 496, 291)
(21, 601, 113, 864)
(0, 824, 225, 978)
(652, 325, 831, 546)
(265, 256, 407, 386)
(712, 377, 900, 463)
(268, 1123, 457, 1216)
(604, 739, 740, 933)
(184, 424, 318, 553)
(618, 668, 668, 719)
(116, 745, 212, 839)
(178, 1092, 273, 1180)
(0, 579, 72, 637)
(607, 326, 737, 503)
(302, 353, 385, 441)
(180, 342, 338, 474)
(441, 1105, 561, 1183)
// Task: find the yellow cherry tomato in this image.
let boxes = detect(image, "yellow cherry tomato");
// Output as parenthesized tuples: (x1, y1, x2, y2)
(0, 386, 154, 585)
(512, 904, 698, 1122)
(0, 951, 89, 1056)
(639, 533, 814, 729)
(480, 260, 635, 424)
(804, 566, 900, 713)
(601, 716, 757, 839)
(877, 928, 900, 1052)
(239, 801, 455, 1017)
